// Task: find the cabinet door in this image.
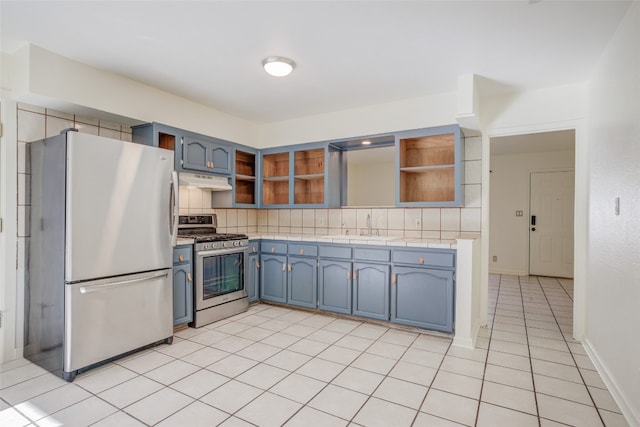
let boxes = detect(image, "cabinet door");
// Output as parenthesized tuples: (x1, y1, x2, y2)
(391, 267, 454, 333)
(353, 262, 389, 321)
(210, 144, 231, 175)
(247, 253, 260, 303)
(182, 136, 211, 172)
(173, 264, 193, 325)
(318, 260, 352, 314)
(287, 257, 317, 309)
(260, 254, 287, 303)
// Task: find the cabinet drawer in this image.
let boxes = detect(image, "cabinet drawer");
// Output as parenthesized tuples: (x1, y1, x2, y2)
(353, 247, 390, 262)
(319, 245, 352, 259)
(248, 241, 261, 254)
(288, 243, 318, 257)
(173, 246, 192, 264)
(261, 241, 287, 254)
(392, 249, 455, 268)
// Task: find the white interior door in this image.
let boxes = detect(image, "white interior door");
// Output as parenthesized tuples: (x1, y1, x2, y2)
(529, 171, 575, 278)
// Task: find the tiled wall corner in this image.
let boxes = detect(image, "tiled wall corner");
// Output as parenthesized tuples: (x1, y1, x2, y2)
(16, 103, 140, 294)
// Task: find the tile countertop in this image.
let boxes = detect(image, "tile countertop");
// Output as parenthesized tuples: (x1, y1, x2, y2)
(246, 233, 480, 249)
(177, 237, 195, 245)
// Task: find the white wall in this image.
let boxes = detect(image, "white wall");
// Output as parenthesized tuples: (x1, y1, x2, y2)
(6, 45, 260, 146)
(347, 150, 395, 207)
(489, 149, 575, 275)
(584, 2, 640, 424)
(258, 91, 458, 148)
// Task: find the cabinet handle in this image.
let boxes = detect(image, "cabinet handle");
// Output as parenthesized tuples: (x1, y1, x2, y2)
(256, 261, 260, 268)
(211, 162, 215, 169)
(347, 271, 351, 280)
(353, 270, 358, 280)
(282, 263, 286, 272)
(299, 249, 304, 255)
(178, 255, 184, 262)
(271, 247, 275, 253)
(392, 274, 397, 285)
(288, 264, 292, 272)
(187, 273, 192, 282)
(419, 257, 424, 265)
(252, 246, 257, 252)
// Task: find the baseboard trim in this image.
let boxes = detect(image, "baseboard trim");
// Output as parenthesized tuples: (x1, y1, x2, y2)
(583, 338, 639, 427)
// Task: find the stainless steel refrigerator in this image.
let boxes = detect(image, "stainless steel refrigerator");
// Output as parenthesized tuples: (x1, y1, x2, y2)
(26, 129, 178, 381)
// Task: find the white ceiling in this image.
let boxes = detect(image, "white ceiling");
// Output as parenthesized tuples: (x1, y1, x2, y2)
(0, 1, 632, 123)
(491, 129, 575, 155)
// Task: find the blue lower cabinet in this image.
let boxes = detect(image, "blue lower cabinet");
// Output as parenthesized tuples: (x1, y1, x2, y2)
(173, 264, 193, 325)
(287, 257, 317, 309)
(260, 254, 287, 303)
(318, 260, 352, 314)
(391, 266, 454, 333)
(353, 263, 389, 321)
(247, 253, 260, 303)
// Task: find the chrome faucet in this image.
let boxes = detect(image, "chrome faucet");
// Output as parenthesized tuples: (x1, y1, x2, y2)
(360, 213, 373, 236)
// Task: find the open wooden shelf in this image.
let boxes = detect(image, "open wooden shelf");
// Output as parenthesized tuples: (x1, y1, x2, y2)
(263, 180, 289, 205)
(400, 133, 455, 168)
(400, 168, 455, 203)
(263, 152, 290, 178)
(294, 176, 324, 204)
(236, 151, 256, 177)
(158, 132, 176, 151)
(399, 132, 457, 204)
(235, 150, 257, 205)
(295, 148, 325, 176)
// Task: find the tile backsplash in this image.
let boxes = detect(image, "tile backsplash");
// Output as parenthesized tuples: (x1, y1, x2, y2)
(15, 103, 135, 311)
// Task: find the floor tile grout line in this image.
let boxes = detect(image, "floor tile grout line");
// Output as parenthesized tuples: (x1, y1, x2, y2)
(473, 272, 504, 426)
(536, 276, 608, 427)
(346, 329, 419, 426)
(3, 285, 615, 427)
(409, 335, 454, 426)
(521, 275, 543, 427)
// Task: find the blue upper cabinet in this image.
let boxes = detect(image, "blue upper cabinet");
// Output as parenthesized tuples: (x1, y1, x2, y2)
(233, 148, 259, 207)
(261, 143, 341, 208)
(395, 124, 465, 207)
(132, 122, 232, 176)
(182, 134, 231, 176)
(131, 122, 183, 170)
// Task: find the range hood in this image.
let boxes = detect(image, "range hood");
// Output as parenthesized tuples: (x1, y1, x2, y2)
(179, 172, 232, 191)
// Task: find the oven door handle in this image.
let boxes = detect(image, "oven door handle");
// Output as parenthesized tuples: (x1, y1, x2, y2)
(197, 247, 248, 257)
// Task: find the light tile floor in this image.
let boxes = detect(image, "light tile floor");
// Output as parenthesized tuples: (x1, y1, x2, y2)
(0, 274, 631, 426)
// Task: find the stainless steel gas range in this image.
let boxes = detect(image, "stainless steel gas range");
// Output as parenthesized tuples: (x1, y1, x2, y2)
(177, 215, 249, 327)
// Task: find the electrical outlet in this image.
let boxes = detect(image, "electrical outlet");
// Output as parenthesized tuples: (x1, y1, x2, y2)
(515, 210, 523, 217)
(492, 256, 498, 262)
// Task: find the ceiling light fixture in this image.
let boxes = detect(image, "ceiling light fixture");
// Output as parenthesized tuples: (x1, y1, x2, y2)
(262, 56, 296, 77)
(362, 140, 371, 145)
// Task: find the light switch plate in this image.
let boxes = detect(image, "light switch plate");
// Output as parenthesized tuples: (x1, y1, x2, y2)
(515, 210, 523, 217)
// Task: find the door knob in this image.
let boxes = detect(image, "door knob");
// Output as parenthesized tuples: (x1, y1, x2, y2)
(531, 227, 536, 231)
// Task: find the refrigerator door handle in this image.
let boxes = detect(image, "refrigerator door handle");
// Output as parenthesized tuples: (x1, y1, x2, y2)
(170, 171, 179, 247)
(79, 271, 169, 294)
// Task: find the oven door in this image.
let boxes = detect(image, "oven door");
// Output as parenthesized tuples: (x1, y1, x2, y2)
(195, 247, 248, 310)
